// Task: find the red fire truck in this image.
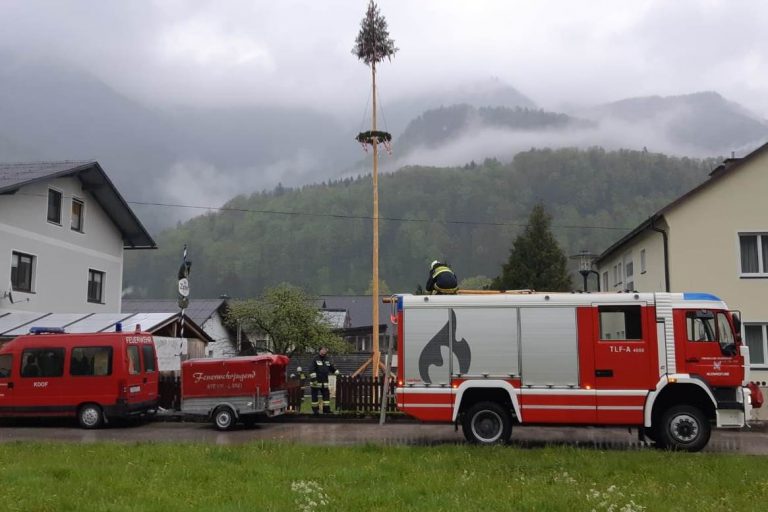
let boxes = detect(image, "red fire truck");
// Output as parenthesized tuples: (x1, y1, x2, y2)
(394, 292, 762, 451)
(180, 355, 289, 430)
(0, 329, 159, 428)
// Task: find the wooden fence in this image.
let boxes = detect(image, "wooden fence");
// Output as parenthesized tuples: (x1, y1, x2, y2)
(335, 376, 397, 413)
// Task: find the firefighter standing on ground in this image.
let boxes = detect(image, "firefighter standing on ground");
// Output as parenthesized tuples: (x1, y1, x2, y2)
(426, 260, 458, 295)
(310, 347, 339, 415)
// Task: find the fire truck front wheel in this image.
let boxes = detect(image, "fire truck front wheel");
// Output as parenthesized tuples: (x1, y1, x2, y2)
(78, 403, 104, 429)
(213, 406, 236, 431)
(656, 405, 711, 452)
(462, 401, 512, 445)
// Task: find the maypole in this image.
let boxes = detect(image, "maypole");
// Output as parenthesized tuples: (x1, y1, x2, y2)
(352, 0, 397, 380)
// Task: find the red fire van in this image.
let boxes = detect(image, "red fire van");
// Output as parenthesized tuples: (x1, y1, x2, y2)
(0, 328, 159, 428)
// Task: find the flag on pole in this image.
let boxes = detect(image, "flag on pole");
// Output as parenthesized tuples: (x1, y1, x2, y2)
(177, 245, 191, 338)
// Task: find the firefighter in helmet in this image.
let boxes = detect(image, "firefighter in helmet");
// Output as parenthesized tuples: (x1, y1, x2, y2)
(426, 260, 458, 295)
(310, 347, 339, 415)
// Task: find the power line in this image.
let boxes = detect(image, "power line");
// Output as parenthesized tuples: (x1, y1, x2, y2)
(127, 200, 633, 231)
(10, 190, 635, 231)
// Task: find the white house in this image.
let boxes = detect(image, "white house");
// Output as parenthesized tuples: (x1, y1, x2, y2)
(0, 161, 155, 312)
(594, 143, 768, 415)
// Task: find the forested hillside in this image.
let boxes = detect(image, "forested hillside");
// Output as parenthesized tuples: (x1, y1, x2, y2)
(124, 148, 718, 298)
(395, 105, 589, 155)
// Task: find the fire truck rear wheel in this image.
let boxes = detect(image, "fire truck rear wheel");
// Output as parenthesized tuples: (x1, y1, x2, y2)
(78, 403, 104, 429)
(462, 401, 512, 445)
(213, 406, 236, 431)
(656, 405, 711, 452)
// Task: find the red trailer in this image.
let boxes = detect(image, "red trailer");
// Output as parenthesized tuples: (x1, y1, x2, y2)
(180, 355, 289, 430)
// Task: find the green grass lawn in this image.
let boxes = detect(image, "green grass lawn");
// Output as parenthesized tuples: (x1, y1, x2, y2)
(1, 442, 767, 511)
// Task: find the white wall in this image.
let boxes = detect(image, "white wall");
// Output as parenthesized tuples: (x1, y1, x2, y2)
(0, 177, 124, 312)
(202, 312, 238, 358)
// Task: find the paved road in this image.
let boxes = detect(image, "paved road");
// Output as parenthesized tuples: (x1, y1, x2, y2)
(1, 418, 767, 453)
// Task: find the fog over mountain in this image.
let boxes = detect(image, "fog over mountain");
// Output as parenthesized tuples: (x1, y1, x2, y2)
(2, 1, 768, 230)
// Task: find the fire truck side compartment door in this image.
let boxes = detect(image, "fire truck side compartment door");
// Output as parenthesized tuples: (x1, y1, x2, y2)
(402, 307, 451, 385)
(520, 307, 578, 387)
(452, 307, 518, 378)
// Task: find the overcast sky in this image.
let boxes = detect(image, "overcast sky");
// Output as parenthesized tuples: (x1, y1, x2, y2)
(1, 0, 767, 117)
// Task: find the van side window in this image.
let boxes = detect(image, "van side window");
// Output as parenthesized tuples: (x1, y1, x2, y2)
(687, 311, 716, 342)
(127, 346, 141, 375)
(598, 305, 643, 340)
(0, 354, 12, 378)
(70, 347, 113, 376)
(141, 345, 156, 373)
(21, 349, 65, 378)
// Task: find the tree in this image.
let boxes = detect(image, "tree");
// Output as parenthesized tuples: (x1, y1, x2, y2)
(492, 204, 572, 291)
(226, 283, 347, 357)
(459, 275, 492, 291)
(352, 1, 398, 65)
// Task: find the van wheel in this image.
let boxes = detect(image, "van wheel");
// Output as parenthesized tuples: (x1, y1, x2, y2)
(655, 405, 711, 452)
(462, 401, 512, 445)
(213, 407, 236, 431)
(78, 404, 104, 429)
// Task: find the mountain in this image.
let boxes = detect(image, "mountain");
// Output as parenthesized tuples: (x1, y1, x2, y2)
(0, 54, 357, 230)
(394, 104, 592, 156)
(123, 147, 718, 299)
(581, 92, 768, 156)
(382, 78, 537, 135)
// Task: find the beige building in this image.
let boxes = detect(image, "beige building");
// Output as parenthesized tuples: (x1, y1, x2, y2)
(595, 143, 768, 405)
(0, 161, 155, 313)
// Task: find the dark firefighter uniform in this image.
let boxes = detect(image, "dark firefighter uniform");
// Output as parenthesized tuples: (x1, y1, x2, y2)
(426, 261, 458, 295)
(310, 351, 339, 414)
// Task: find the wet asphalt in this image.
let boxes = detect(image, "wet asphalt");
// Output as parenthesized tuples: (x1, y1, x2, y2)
(1, 417, 768, 454)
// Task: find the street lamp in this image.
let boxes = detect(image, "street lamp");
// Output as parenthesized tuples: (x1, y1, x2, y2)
(570, 250, 601, 292)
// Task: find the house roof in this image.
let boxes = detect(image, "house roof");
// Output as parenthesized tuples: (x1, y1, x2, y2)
(121, 298, 227, 327)
(0, 161, 156, 249)
(317, 295, 391, 330)
(596, 141, 768, 263)
(0, 309, 212, 342)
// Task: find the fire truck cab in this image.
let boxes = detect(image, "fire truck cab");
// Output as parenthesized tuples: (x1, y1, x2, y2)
(394, 292, 761, 451)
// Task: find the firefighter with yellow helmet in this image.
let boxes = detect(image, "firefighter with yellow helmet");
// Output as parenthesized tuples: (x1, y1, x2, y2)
(309, 347, 339, 415)
(426, 260, 458, 295)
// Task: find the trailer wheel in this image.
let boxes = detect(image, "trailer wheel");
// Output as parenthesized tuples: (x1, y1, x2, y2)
(213, 406, 236, 431)
(655, 405, 711, 452)
(78, 404, 104, 429)
(462, 401, 512, 445)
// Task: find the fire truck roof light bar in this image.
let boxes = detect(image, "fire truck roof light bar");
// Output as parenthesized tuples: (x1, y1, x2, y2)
(683, 292, 721, 301)
(29, 327, 65, 335)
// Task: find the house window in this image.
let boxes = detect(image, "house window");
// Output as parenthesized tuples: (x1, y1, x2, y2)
(640, 249, 647, 273)
(71, 199, 84, 232)
(612, 265, 618, 288)
(47, 189, 62, 224)
(745, 324, 768, 366)
(88, 269, 105, 303)
(739, 233, 768, 276)
(11, 251, 35, 292)
(602, 271, 609, 291)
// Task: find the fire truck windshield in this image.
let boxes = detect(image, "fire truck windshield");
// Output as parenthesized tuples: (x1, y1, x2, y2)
(717, 312, 737, 356)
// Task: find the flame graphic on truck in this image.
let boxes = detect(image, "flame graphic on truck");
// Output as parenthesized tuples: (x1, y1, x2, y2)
(418, 309, 471, 383)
